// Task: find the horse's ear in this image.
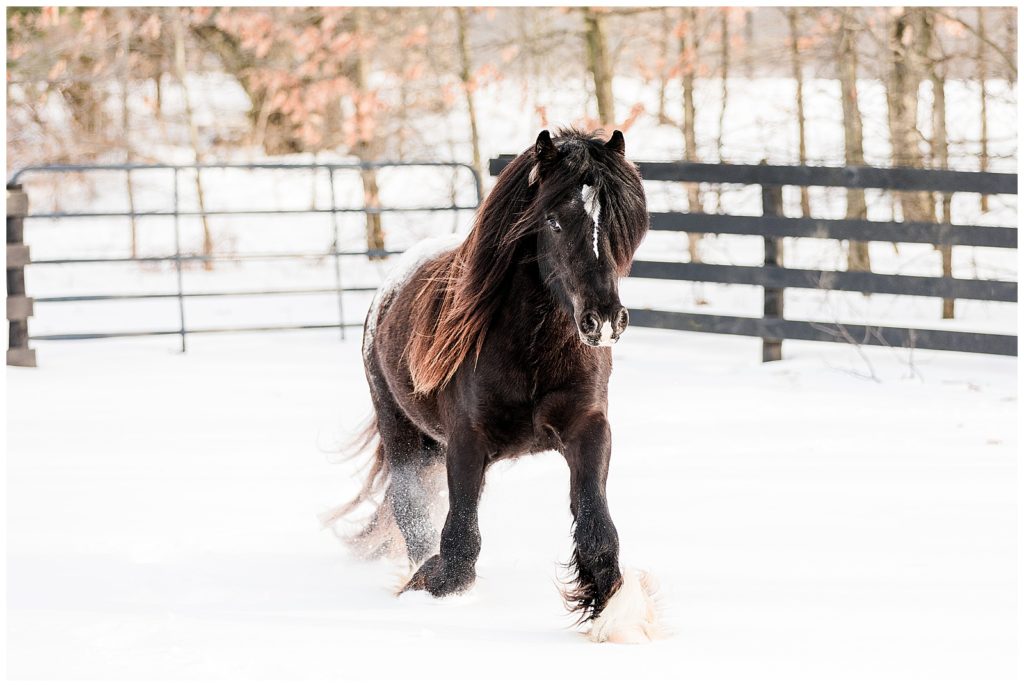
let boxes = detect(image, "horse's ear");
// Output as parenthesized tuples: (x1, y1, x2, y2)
(535, 130, 558, 163)
(606, 130, 625, 155)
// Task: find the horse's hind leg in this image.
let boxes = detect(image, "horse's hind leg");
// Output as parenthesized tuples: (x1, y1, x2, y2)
(402, 424, 486, 597)
(382, 435, 445, 564)
(368, 375, 445, 565)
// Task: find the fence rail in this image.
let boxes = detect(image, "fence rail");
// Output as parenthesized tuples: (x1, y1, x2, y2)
(629, 261, 1016, 302)
(630, 310, 1017, 357)
(489, 156, 1018, 194)
(7, 157, 1017, 364)
(6, 161, 482, 362)
(647, 212, 1017, 248)
(490, 156, 1017, 360)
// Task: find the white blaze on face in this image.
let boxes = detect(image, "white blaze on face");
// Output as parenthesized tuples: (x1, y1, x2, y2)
(581, 184, 601, 259)
(598, 320, 614, 346)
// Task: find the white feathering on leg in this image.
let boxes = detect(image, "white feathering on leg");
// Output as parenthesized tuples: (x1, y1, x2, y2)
(588, 567, 663, 644)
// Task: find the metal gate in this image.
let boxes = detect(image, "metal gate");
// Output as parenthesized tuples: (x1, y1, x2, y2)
(7, 161, 482, 363)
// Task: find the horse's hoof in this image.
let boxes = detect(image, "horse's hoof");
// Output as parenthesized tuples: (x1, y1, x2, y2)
(588, 568, 663, 644)
(400, 554, 475, 597)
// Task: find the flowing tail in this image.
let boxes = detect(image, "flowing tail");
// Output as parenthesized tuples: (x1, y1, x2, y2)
(319, 414, 404, 559)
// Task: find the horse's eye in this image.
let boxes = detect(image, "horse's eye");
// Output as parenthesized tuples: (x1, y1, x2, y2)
(546, 217, 561, 232)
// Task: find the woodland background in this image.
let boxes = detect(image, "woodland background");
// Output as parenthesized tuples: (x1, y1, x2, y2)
(5, 6, 1019, 305)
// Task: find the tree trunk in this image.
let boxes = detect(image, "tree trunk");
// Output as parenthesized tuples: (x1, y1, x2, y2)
(656, 8, 671, 124)
(583, 7, 615, 126)
(837, 9, 871, 272)
(173, 10, 214, 268)
(456, 7, 484, 186)
(929, 27, 954, 319)
(120, 12, 138, 258)
(714, 8, 729, 212)
(680, 7, 703, 263)
(743, 8, 754, 79)
(977, 7, 990, 213)
(351, 8, 385, 257)
(1004, 8, 1017, 82)
(787, 8, 811, 218)
(396, 79, 409, 160)
(358, 165, 385, 256)
(886, 8, 934, 224)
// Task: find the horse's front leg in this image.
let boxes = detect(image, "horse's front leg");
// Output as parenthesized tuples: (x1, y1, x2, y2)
(402, 428, 485, 596)
(564, 412, 659, 643)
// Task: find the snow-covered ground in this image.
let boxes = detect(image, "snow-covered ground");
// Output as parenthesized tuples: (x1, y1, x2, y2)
(6, 329, 1016, 681)
(6, 70, 1017, 681)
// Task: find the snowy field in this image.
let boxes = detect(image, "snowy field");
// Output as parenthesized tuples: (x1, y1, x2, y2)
(6, 328, 1017, 682)
(6, 71, 1017, 682)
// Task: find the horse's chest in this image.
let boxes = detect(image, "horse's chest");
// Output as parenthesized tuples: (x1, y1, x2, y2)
(475, 401, 536, 455)
(460, 321, 609, 457)
(472, 377, 605, 459)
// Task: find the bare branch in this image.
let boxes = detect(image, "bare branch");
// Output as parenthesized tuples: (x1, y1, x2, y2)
(932, 8, 1017, 79)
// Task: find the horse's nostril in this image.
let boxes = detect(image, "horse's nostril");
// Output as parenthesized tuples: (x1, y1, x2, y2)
(614, 307, 629, 333)
(580, 312, 600, 336)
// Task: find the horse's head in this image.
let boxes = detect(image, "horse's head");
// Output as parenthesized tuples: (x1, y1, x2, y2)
(529, 129, 648, 347)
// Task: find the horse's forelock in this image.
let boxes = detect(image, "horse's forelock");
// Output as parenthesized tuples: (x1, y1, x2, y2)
(536, 129, 649, 272)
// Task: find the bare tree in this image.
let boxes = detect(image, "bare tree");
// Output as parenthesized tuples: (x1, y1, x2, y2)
(455, 7, 483, 185)
(679, 7, 704, 263)
(118, 10, 139, 258)
(886, 8, 935, 224)
(656, 8, 672, 124)
(582, 7, 615, 125)
(837, 9, 871, 272)
(742, 8, 754, 79)
(931, 7, 1017, 80)
(190, 18, 305, 155)
(714, 8, 730, 213)
(349, 8, 386, 256)
(786, 8, 811, 218)
(977, 7, 990, 213)
(927, 13, 954, 318)
(172, 9, 213, 266)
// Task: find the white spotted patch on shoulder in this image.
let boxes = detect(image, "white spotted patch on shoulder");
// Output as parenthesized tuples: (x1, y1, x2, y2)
(362, 233, 464, 362)
(581, 184, 601, 259)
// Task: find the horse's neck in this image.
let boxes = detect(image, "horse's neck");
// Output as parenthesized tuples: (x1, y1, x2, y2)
(498, 256, 577, 352)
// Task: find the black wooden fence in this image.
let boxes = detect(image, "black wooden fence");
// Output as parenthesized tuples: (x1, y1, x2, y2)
(490, 157, 1017, 360)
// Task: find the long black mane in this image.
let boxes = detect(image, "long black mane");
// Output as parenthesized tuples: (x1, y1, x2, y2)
(406, 127, 648, 394)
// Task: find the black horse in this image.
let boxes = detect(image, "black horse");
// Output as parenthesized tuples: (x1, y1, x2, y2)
(324, 128, 660, 642)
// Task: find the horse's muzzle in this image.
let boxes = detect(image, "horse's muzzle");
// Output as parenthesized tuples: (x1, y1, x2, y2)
(578, 306, 628, 347)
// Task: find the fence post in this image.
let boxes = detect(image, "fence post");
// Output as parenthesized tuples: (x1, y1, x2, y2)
(7, 184, 36, 367)
(172, 169, 186, 353)
(328, 167, 346, 340)
(761, 181, 784, 362)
